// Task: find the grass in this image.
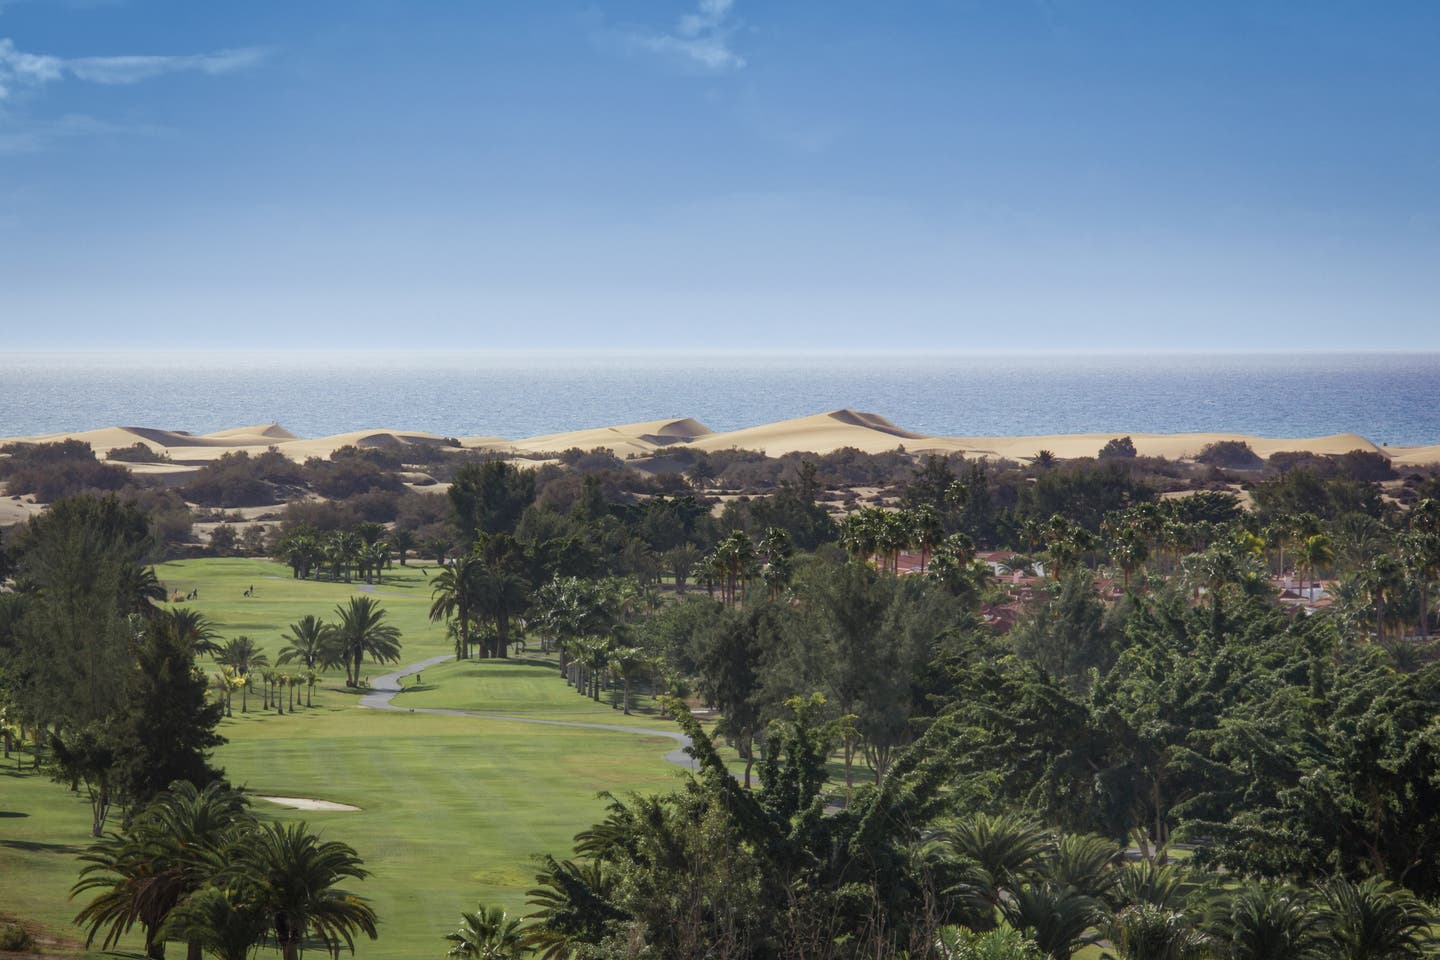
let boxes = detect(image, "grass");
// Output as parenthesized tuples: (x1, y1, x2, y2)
(1, 558, 688, 960)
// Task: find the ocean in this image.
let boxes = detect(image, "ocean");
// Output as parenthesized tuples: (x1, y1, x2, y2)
(2, 351, 1438, 446)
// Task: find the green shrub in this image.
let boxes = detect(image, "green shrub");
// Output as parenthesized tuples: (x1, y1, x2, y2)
(0, 921, 34, 951)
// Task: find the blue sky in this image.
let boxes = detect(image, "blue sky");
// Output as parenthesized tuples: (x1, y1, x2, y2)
(1, 1, 1437, 351)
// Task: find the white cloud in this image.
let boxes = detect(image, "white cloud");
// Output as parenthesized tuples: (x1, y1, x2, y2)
(0, 36, 266, 100)
(623, 0, 745, 72)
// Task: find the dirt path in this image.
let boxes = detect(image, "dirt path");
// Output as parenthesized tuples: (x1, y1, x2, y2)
(358, 656, 697, 769)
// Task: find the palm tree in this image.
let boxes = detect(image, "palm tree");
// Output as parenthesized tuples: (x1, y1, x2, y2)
(360, 539, 389, 585)
(1112, 860, 1197, 911)
(325, 531, 362, 582)
(162, 608, 223, 657)
(1323, 876, 1436, 960)
(1364, 555, 1407, 643)
(445, 903, 526, 959)
(608, 646, 647, 715)
(473, 563, 530, 659)
(662, 543, 701, 595)
(391, 528, 415, 566)
(276, 615, 338, 673)
(1044, 833, 1123, 901)
(942, 813, 1052, 912)
(1209, 882, 1332, 960)
(905, 504, 943, 572)
(240, 820, 378, 960)
(1002, 883, 1105, 959)
(161, 884, 270, 960)
(431, 555, 484, 660)
(121, 564, 168, 618)
(1105, 904, 1210, 960)
(73, 781, 252, 960)
(275, 532, 322, 580)
(1402, 525, 1440, 640)
(839, 510, 881, 564)
(1294, 533, 1334, 602)
(934, 925, 1044, 959)
(215, 637, 268, 713)
(334, 596, 402, 686)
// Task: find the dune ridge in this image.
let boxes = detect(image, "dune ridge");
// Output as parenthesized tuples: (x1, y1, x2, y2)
(2, 413, 1437, 467)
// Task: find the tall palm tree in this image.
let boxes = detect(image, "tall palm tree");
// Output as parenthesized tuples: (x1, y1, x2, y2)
(240, 820, 378, 960)
(391, 528, 415, 566)
(431, 555, 483, 660)
(607, 646, 647, 715)
(1294, 533, 1334, 602)
(1402, 526, 1440, 641)
(445, 903, 526, 959)
(909, 505, 944, 573)
(473, 563, 530, 659)
(662, 543, 701, 595)
(276, 615, 338, 672)
(334, 596, 402, 686)
(359, 540, 389, 585)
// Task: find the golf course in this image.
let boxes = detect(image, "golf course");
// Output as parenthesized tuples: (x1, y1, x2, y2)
(0, 558, 686, 959)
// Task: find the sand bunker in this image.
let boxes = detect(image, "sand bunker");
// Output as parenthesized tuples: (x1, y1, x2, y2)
(254, 795, 361, 812)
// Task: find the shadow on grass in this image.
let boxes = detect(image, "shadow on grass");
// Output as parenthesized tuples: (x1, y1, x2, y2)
(0, 839, 84, 854)
(0, 811, 30, 819)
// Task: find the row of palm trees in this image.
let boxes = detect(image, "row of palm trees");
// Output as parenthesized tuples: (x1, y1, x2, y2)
(272, 529, 393, 584)
(527, 576, 663, 714)
(186, 598, 402, 716)
(73, 780, 377, 960)
(696, 528, 796, 606)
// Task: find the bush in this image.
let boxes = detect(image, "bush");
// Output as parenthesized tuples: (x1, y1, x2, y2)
(183, 449, 300, 507)
(1337, 448, 1397, 482)
(0, 921, 34, 951)
(1196, 440, 1263, 470)
(0, 440, 130, 502)
(1098, 436, 1138, 459)
(105, 441, 170, 463)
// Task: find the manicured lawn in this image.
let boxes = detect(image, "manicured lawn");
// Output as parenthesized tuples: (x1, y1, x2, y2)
(218, 706, 679, 958)
(398, 654, 672, 727)
(1, 558, 687, 960)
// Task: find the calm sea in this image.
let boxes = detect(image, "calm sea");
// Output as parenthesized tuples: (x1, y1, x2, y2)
(2, 352, 1438, 446)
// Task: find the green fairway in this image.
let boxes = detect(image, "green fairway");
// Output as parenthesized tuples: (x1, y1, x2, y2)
(397, 654, 671, 727)
(1, 558, 689, 959)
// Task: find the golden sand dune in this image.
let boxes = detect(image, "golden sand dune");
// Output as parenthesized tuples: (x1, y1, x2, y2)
(686, 410, 955, 456)
(504, 417, 713, 459)
(202, 423, 299, 441)
(2, 414, 1436, 470)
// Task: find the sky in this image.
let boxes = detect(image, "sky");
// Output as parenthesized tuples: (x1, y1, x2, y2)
(1, 0, 1437, 351)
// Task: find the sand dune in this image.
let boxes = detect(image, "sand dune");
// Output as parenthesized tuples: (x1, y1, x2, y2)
(203, 423, 299, 441)
(686, 410, 956, 456)
(504, 417, 713, 459)
(3, 413, 1437, 471)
